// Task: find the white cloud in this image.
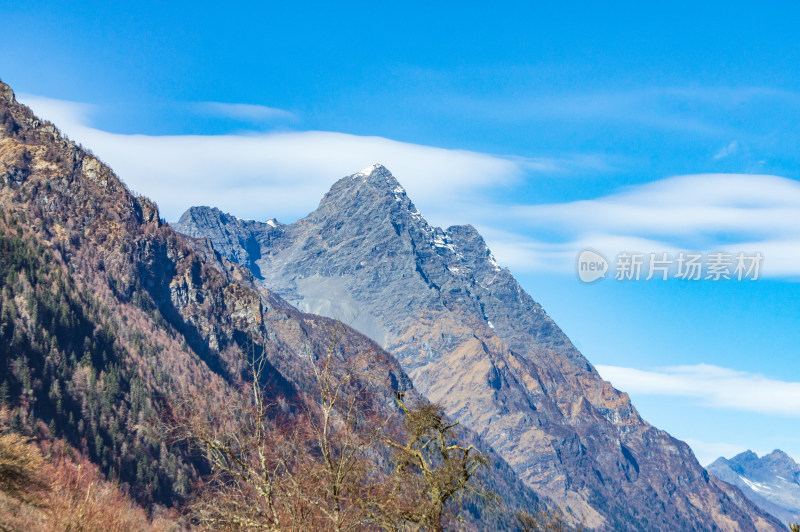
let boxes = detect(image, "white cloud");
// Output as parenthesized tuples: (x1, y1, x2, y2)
(482, 173, 800, 278)
(596, 363, 800, 417)
(17, 94, 524, 222)
(511, 173, 800, 238)
(477, 226, 681, 275)
(193, 101, 298, 123)
(17, 93, 93, 132)
(713, 140, 740, 160)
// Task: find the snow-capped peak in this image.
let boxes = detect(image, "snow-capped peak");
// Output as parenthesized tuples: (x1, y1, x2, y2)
(353, 163, 384, 179)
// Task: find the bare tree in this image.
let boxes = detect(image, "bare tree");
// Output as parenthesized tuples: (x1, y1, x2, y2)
(372, 393, 489, 532)
(170, 331, 492, 531)
(170, 334, 391, 531)
(170, 347, 303, 530)
(515, 508, 585, 532)
(283, 333, 394, 531)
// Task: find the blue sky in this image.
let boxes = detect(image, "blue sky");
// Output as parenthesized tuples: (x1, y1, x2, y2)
(2, 1, 799, 465)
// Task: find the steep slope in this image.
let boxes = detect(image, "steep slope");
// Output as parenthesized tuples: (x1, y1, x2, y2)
(177, 163, 783, 531)
(709, 450, 800, 526)
(0, 81, 540, 527)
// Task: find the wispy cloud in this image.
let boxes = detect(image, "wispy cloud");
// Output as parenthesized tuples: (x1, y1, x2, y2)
(713, 140, 740, 161)
(448, 85, 800, 138)
(504, 153, 619, 175)
(482, 173, 800, 278)
(512, 173, 800, 239)
(532, 89, 728, 135)
(596, 364, 800, 417)
(475, 227, 680, 275)
(193, 101, 298, 123)
(18, 94, 527, 222)
(658, 86, 800, 107)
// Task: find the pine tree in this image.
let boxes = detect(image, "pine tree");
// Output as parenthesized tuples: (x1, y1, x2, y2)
(0, 380, 9, 406)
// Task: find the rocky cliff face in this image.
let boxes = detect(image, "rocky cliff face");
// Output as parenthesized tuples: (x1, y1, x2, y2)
(0, 82, 540, 526)
(177, 163, 783, 531)
(709, 450, 800, 526)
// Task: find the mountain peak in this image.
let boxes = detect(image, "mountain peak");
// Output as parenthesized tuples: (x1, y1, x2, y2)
(311, 163, 419, 223)
(761, 449, 800, 473)
(352, 163, 388, 178)
(725, 449, 800, 475)
(732, 450, 761, 463)
(764, 449, 795, 463)
(708, 448, 800, 525)
(349, 163, 405, 194)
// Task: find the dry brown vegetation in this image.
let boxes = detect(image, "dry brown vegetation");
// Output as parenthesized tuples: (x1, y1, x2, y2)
(0, 422, 176, 531)
(169, 335, 492, 532)
(514, 508, 585, 532)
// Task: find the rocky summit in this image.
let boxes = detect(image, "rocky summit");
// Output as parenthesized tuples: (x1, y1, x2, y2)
(176, 163, 783, 531)
(709, 450, 800, 526)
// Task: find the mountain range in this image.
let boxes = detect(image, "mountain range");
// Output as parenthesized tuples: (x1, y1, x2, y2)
(175, 163, 783, 530)
(0, 76, 787, 530)
(709, 450, 800, 526)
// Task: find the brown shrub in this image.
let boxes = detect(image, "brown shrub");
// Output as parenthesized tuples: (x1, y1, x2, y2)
(0, 433, 177, 532)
